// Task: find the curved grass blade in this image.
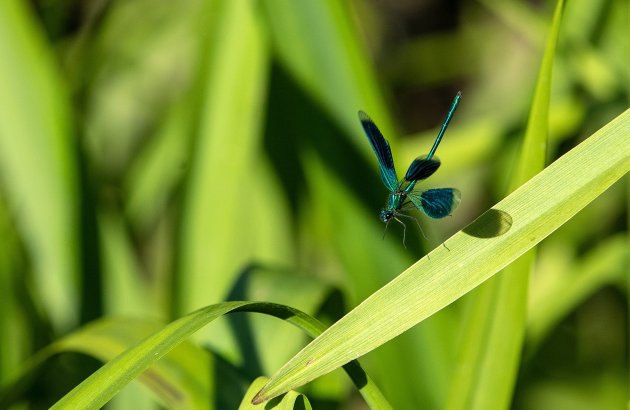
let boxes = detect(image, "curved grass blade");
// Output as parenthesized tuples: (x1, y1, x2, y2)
(358, 111, 398, 192)
(408, 188, 461, 219)
(225, 266, 338, 374)
(0, 318, 212, 410)
(253, 107, 630, 403)
(48, 302, 391, 409)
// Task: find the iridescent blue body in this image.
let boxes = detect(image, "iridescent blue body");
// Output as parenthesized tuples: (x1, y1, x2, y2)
(379, 182, 414, 223)
(359, 92, 462, 243)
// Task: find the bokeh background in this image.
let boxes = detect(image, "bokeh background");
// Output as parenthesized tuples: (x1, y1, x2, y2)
(0, 0, 627, 408)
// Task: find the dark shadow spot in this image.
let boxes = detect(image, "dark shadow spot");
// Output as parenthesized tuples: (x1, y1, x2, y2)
(293, 396, 308, 410)
(463, 209, 513, 238)
(341, 360, 368, 389)
(265, 395, 283, 409)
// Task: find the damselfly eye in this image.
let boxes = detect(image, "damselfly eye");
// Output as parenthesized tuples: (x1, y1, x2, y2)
(379, 210, 392, 223)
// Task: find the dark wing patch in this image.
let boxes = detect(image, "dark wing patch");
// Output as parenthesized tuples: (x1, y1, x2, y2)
(404, 157, 441, 181)
(358, 111, 399, 192)
(409, 188, 461, 218)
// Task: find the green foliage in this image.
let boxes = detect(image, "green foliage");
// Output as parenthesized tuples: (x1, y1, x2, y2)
(41, 302, 389, 409)
(0, 0, 79, 330)
(0, 0, 627, 409)
(254, 106, 630, 402)
(447, 1, 565, 409)
(240, 377, 311, 410)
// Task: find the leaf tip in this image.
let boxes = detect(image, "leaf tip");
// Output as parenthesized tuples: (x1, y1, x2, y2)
(251, 390, 266, 405)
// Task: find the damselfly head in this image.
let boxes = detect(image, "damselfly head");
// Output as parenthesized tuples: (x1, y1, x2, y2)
(379, 209, 393, 223)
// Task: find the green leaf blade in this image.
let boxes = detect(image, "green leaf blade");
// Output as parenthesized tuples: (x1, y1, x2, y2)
(254, 108, 630, 402)
(46, 301, 391, 409)
(447, 1, 566, 409)
(175, 0, 269, 358)
(0, 0, 79, 330)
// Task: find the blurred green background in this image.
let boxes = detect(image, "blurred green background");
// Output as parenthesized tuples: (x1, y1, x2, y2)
(0, 0, 627, 408)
